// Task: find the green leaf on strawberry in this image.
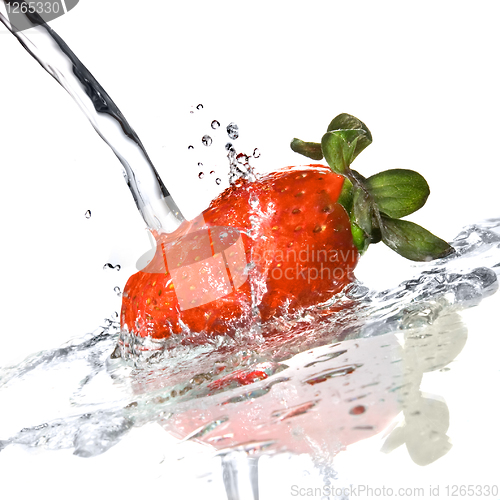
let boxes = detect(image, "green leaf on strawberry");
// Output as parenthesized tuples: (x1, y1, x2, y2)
(365, 169, 430, 219)
(327, 113, 372, 160)
(291, 113, 455, 261)
(321, 131, 359, 175)
(380, 216, 454, 261)
(290, 139, 323, 160)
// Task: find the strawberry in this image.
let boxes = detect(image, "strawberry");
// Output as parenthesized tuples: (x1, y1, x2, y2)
(121, 113, 454, 343)
(121, 165, 358, 340)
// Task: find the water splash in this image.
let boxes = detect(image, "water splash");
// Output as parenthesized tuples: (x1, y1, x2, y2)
(103, 263, 121, 271)
(0, 219, 498, 463)
(228, 150, 256, 184)
(227, 122, 239, 140)
(202, 135, 213, 146)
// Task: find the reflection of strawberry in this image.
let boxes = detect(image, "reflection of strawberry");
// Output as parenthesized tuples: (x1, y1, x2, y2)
(121, 165, 358, 340)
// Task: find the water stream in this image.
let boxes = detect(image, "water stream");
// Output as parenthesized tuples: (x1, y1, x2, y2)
(0, 3, 184, 233)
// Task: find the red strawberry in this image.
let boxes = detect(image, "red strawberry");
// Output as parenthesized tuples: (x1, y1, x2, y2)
(120, 112, 453, 344)
(120, 165, 358, 341)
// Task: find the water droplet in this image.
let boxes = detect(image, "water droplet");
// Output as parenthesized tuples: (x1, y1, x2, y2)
(103, 263, 121, 271)
(202, 135, 212, 146)
(345, 283, 369, 300)
(198, 172, 204, 179)
(237, 153, 249, 164)
(197, 104, 203, 110)
(198, 162, 203, 167)
(188, 145, 194, 150)
(84, 210, 91, 219)
(271, 400, 319, 421)
(253, 148, 261, 158)
(112, 311, 119, 319)
(182, 417, 229, 442)
(216, 178, 221, 185)
(211, 120, 220, 129)
(210, 170, 215, 175)
(225, 142, 233, 151)
(227, 122, 239, 140)
(114, 286, 122, 296)
(349, 405, 366, 415)
(302, 364, 362, 385)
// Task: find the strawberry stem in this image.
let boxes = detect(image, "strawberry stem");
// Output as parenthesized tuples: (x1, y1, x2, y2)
(291, 113, 455, 261)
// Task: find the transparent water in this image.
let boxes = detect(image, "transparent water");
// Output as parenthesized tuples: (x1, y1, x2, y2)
(1, 219, 498, 481)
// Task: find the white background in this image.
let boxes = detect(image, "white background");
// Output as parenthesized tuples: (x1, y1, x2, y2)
(1, 1, 500, 499)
